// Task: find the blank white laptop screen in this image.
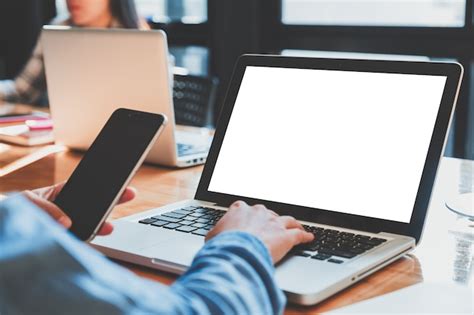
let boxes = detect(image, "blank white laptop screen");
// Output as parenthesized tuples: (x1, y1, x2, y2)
(208, 66, 447, 223)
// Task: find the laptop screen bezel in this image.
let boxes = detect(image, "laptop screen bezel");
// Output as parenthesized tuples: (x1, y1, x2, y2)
(195, 55, 463, 243)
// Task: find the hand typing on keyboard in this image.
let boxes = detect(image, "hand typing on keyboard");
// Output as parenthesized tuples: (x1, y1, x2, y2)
(206, 201, 314, 263)
(140, 203, 389, 265)
(140, 202, 314, 263)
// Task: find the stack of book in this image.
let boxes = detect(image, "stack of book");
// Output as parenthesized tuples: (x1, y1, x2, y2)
(0, 112, 54, 146)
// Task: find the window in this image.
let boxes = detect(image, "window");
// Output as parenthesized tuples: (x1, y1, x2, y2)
(55, 0, 68, 20)
(282, 0, 466, 27)
(170, 46, 209, 76)
(135, 0, 207, 24)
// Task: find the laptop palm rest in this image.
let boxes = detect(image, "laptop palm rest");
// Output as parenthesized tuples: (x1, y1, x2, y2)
(92, 221, 204, 269)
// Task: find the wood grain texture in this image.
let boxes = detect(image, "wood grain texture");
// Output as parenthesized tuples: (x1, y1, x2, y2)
(1, 147, 471, 313)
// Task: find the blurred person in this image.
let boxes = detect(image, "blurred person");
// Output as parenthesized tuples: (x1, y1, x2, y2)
(0, 0, 148, 105)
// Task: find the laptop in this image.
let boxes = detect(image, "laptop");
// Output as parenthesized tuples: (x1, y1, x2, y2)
(92, 55, 463, 305)
(42, 27, 211, 168)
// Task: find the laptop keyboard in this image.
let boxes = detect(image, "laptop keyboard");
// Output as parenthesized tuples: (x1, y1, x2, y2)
(138, 206, 387, 263)
(177, 143, 208, 157)
(293, 225, 387, 263)
(139, 206, 224, 237)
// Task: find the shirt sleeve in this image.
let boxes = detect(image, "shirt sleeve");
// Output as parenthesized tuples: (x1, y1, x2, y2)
(0, 39, 47, 105)
(0, 195, 286, 315)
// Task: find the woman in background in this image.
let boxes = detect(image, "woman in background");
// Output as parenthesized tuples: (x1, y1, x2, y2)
(0, 0, 148, 105)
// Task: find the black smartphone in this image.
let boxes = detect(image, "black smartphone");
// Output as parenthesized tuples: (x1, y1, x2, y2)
(54, 108, 167, 241)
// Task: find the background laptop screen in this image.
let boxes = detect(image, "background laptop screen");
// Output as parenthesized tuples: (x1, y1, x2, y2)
(208, 66, 447, 223)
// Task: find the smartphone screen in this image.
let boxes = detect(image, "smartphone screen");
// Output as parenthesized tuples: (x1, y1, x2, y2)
(54, 108, 166, 241)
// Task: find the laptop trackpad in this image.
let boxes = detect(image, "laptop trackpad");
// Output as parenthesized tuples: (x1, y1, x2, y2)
(141, 233, 205, 267)
(92, 221, 178, 251)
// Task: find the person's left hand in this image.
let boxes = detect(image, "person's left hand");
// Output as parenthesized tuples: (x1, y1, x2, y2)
(23, 182, 136, 236)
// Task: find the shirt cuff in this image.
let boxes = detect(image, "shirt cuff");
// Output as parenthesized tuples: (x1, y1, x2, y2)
(206, 231, 273, 266)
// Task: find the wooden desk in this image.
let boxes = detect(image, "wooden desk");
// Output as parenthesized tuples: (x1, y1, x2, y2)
(1, 146, 472, 313)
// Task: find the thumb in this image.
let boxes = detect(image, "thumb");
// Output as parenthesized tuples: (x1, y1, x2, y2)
(24, 190, 72, 228)
(286, 228, 314, 246)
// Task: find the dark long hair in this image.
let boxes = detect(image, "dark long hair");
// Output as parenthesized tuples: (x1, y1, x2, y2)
(110, 0, 141, 29)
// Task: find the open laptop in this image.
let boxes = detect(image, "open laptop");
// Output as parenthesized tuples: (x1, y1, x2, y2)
(42, 27, 211, 168)
(92, 55, 463, 305)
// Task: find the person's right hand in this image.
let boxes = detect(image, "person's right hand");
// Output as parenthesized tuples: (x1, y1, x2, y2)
(206, 201, 314, 263)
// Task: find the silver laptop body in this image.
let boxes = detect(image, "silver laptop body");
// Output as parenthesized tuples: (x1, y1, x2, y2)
(42, 27, 211, 168)
(92, 55, 463, 305)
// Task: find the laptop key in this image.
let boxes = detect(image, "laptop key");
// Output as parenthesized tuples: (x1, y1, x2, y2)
(308, 244, 321, 251)
(151, 215, 181, 223)
(355, 235, 371, 240)
(181, 206, 199, 211)
(179, 220, 194, 226)
(348, 248, 366, 255)
(192, 222, 207, 228)
(138, 218, 157, 225)
(357, 243, 375, 250)
(340, 232, 355, 237)
(293, 251, 311, 257)
(192, 229, 210, 236)
(162, 212, 187, 219)
(339, 240, 357, 247)
(176, 226, 198, 233)
(311, 254, 331, 260)
(195, 218, 210, 224)
(296, 240, 320, 251)
(172, 209, 192, 216)
(163, 223, 181, 229)
(183, 215, 197, 221)
(150, 220, 168, 227)
(194, 208, 208, 213)
(371, 237, 387, 243)
(359, 238, 385, 246)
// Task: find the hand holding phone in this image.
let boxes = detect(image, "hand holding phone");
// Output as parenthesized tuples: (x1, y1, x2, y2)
(54, 108, 167, 241)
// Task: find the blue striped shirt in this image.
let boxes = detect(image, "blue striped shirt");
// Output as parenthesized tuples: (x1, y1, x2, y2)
(0, 195, 285, 315)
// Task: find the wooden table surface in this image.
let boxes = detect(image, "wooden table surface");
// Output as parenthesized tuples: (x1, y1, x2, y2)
(1, 143, 472, 313)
